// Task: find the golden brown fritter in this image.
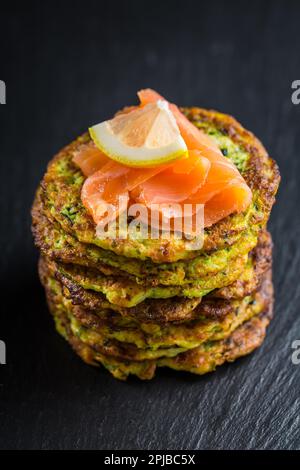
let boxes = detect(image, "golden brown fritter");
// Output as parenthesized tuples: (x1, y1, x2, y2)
(37, 107, 280, 263)
(32, 188, 257, 287)
(48, 293, 273, 380)
(38, 230, 272, 323)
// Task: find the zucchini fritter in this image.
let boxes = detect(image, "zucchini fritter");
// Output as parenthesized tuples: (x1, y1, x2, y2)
(38, 107, 279, 263)
(32, 105, 279, 380)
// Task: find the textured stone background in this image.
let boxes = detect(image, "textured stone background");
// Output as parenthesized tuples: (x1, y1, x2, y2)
(0, 0, 299, 450)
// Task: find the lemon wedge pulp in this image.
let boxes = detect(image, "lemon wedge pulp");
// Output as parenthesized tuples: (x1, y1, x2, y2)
(89, 100, 188, 167)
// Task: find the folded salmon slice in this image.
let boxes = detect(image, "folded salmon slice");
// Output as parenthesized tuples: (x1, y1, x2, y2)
(204, 181, 252, 227)
(75, 147, 211, 225)
(137, 89, 252, 227)
(81, 161, 128, 225)
(74, 89, 252, 231)
(81, 164, 168, 225)
(134, 150, 210, 204)
(73, 142, 111, 177)
(138, 89, 223, 157)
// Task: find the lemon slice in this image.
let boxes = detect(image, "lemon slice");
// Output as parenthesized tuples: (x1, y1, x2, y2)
(89, 100, 188, 167)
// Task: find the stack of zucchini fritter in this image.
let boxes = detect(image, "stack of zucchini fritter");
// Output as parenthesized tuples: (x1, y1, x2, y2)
(32, 108, 280, 380)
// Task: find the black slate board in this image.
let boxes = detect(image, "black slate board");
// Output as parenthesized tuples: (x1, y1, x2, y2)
(1, 0, 300, 450)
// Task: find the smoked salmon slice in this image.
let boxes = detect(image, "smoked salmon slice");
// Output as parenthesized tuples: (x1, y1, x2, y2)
(73, 142, 111, 177)
(73, 89, 252, 231)
(81, 161, 129, 225)
(134, 150, 211, 204)
(137, 89, 252, 226)
(78, 147, 211, 225)
(138, 89, 223, 157)
(203, 181, 252, 227)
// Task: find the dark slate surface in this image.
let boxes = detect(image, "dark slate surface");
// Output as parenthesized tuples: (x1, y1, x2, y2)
(0, 0, 299, 450)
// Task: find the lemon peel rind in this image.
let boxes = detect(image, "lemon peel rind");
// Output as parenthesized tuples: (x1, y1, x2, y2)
(89, 124, 188, 168)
